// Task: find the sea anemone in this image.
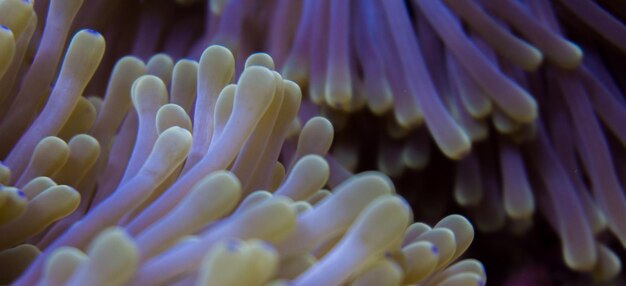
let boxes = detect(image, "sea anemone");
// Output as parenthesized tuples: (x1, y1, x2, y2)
(1, 0, 626, 285)
(0, 1, 485, 285)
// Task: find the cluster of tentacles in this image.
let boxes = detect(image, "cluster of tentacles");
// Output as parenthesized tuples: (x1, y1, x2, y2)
(1, 0, 626, 284)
